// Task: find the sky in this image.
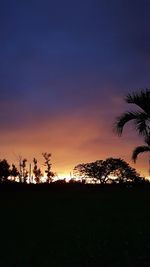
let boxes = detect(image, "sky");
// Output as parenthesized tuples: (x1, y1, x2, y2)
(0, 0, 150, 177)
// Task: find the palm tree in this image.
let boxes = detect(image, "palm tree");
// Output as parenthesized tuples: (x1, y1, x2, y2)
(115, 89, 150, 137)
(115, 89, 150, 172)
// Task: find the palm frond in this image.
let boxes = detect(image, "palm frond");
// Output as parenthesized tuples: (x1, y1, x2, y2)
(114, 111, 149, 136)
(125, 89, 150, 115)
(132, 145, 150, 163)
(134, 112, 150, 136)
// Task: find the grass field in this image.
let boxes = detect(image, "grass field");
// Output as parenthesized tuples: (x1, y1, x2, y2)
(0, 184, 150, 266)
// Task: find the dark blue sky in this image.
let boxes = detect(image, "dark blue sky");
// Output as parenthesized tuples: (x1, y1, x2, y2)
(0, 0, 150, 176)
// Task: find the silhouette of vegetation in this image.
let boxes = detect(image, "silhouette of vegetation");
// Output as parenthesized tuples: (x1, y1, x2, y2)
(115, 89, 150, 167)
(53, 179, 67, 185)
(69, 178, 85, 184)
(0, 160, 20, 183)
(73, 160, 106, 183)
(115, 89, 150, 137)
(73, 158, 143, 184)
(33, 158, 43, 183)
(22, 159, 28, 183)
(132, 134, 150, 162)
(0, 159, 10, 182)
(0, 152, 147, 186)
(42, 152, 55, 183)
(10, 164, 19, 181)
(18, 157, 28, 183)
(102, 158, 142, 184)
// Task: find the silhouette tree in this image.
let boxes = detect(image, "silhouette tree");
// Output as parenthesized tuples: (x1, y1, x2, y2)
(115, 89, 150, 170)
(19, 158, 28, 183)
(10, 164, 19, 181)
(131, 133, 150, 163)
(73, 160, 107, 184)
(0, 159, 10, 182)
(102, 158, 141, 184)
(115, 89, 150, 137)
(42, 153, 55, 183)
(73, 158, 142, 184)
(33, 158, 42, 184)
(18, 156, 23, 183)
(23, 159, 28, 183)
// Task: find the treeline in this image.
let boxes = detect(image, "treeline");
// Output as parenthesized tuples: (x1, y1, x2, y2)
(73, 158, 147, 185)
(0, 153, 148, 186)
(0, 153, 55, 184)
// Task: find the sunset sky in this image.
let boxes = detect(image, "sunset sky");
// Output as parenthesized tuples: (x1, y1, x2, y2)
(0, 0, 150, 177)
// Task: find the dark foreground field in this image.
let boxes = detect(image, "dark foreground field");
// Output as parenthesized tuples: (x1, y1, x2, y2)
(0, 184, 150, 267)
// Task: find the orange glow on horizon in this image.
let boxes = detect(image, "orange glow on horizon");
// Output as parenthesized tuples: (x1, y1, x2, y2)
(0, 109, 149, 179)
